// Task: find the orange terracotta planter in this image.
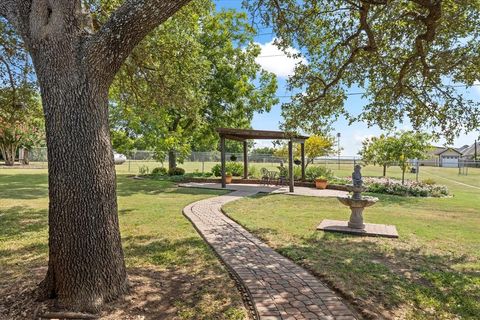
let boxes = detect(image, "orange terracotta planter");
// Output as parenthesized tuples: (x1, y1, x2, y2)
(315, 179, 328, 189)
(225, 175, 233, 184)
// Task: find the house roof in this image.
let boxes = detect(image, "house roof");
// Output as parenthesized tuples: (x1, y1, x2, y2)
(461, 142, 480, 156)
(435, 147, 463, 156)
(216, 128, 309, 141)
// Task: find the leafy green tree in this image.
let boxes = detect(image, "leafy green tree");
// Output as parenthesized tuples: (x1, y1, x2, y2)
(274, 135, 333, 167)
(110, 0, 278, 169)
(302, 135, 334, 168)
(245, 1, 480, 141)
(391, 131, 432, 184)
(359, 135, 397, 177)
(0, 21, 43, 165)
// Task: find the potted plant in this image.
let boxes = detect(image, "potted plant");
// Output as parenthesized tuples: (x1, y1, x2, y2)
(315, 175, 328, 189)
(225, 171, 233, 184)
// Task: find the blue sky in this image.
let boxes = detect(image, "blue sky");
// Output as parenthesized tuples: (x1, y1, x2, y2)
(215, 0, 480, 155)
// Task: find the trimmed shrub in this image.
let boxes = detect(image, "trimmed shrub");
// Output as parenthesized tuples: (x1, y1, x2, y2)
(138, 165, 149, 175)
(422, 178, 436, 185)
(168, 167, 185, 176)
(151, 167, 167, 176)
(211, 162, 243, 176)
(305, 166, 333, 181)
(248, 165, 258, 178)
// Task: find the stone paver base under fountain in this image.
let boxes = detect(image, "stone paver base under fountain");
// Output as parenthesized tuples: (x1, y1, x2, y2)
(317, 165, 399, 238)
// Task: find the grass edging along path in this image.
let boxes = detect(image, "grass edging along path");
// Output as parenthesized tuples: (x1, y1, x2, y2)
(0, 170, 249, 320)
(183, 190, 360, 320)
(222, 184, 480, 319)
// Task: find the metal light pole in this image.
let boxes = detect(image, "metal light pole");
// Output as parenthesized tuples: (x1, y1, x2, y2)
(337, 132, 341, 170)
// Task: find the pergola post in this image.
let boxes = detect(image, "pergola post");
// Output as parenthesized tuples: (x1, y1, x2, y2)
(288, 139, 294, 192)
(243, 140, 248, 179)
(221, 136, 226, 188)
(301, 142, 305, 181)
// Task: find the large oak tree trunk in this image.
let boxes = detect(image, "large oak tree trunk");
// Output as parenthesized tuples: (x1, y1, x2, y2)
(35, 51, 127, 312)
(1, 0, 191, 313)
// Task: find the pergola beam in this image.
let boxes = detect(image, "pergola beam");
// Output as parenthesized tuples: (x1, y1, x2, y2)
(217, 128, 309, 192)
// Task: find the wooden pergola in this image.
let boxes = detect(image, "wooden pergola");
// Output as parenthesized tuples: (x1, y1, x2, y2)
(217, 128, 309, 192)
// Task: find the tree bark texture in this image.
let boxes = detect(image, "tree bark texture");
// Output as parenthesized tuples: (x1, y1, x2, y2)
(0, 143, 16, 165)
(34, 44, 128, 312)
(22, 148, 29, 165)
(168, 150, 177, 170)
(1, 0, 192, 313)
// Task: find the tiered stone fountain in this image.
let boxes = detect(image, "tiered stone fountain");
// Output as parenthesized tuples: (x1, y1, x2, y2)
(317, 165, 398, 238)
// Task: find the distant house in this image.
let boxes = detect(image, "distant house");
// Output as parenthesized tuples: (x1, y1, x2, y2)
(419, 146, 463, 167)
(461, 141, 479, 160)
(435, 147, 463, 167)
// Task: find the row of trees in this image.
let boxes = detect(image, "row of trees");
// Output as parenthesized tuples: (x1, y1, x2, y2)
(0, 21, 44, 165)
(359, 131, 432, 184)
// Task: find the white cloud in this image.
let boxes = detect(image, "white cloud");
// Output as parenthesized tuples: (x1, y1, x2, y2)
(474, 80, 480, 95)
(255, 39, 306, 78)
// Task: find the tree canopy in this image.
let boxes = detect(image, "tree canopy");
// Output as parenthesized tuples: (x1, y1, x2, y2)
(245, 0, 480, 140)
(109, 0, 278, 167)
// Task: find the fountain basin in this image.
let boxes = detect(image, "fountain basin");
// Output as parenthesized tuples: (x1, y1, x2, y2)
(337, 195, 378, 208)
(337, 194, 378, 229)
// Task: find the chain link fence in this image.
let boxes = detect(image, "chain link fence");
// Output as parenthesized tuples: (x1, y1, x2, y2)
(3, 147, 479, 178)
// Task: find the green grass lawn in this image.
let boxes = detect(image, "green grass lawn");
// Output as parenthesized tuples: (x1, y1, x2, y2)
(224, 168, 480, 319)
(0, 169, 247, 319)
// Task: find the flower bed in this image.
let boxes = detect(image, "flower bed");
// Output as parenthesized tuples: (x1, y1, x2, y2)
(334, 177, 449, 197)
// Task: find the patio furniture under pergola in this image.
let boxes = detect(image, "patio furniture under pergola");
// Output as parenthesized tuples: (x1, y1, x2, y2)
(217, 128, 309, 192)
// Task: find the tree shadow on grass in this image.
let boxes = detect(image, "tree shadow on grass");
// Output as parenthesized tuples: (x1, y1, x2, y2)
(116, 177, 226, 198)
(0, 206, 48, 239)
(122, 235, 217, 269)
(0, 174, 48, 200)
(276, 232, 480, 319)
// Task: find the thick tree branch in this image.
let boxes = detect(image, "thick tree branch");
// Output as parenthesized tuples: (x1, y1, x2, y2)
(0, 0, 34, 46)
(305, 1, 379, 103)
(86, 0, 192, 84)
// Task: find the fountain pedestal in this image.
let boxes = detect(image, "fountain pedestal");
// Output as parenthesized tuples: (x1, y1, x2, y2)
(317, 165, 399, 238)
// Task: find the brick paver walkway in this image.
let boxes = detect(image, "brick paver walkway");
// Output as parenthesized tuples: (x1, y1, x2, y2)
(183, 191, 359, 320)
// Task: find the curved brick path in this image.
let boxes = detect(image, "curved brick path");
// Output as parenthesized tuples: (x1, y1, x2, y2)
(183, 190, 359, 320)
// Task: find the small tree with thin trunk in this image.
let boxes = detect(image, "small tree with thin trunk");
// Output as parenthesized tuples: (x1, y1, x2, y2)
(391, 131, 431, 184)
(359, 135, 396, 177)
